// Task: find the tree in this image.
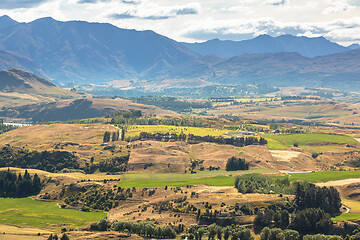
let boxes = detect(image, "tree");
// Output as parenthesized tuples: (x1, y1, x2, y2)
(60, 233, 69, 240)
(103, 131, 111, 143)
(226, 156, 249, 171)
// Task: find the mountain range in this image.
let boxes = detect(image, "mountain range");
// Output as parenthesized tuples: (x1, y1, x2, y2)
(183, 35, 358, 58)
(0, 15, 359, 93)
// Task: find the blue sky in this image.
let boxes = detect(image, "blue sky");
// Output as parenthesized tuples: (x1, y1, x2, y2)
(1, 0, 360, 45)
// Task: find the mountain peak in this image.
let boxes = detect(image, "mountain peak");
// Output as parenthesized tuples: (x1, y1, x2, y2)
(0, 15, 18, 29)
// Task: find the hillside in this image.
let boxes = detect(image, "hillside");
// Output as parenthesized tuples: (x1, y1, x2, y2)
(0, 50, 45, 76)
(0, 68, 65, 95)
(0, 98, 178, 122)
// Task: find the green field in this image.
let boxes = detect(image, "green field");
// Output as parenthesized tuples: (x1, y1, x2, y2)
(118, 169, 277, 188)
(288, 171, 360, 183)
(264, 133, 358, 150)
(332, 213, 360, 221)
(0, 198, 107, 228)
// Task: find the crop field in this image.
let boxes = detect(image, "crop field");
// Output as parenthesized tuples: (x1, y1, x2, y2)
(0, 198, 107, 228)
(126, 125, 242, 138)
(264, 133, 358, 150)
(287, 171, 360, 183)
(118, 169, 278, 188)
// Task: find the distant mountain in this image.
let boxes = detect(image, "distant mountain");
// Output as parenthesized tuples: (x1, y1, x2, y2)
(161, 49, 360, 92)
(348, 44, 360, 50)
(0, 50, 46, 76)
(0, 68, 69, 96)
(0, 16, 198, 84)
(183, 35, 349, 58)
(0, 15, 18, 29)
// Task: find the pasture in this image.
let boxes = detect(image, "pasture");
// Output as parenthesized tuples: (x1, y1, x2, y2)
(288, 171, 360, 183)
(264, 133, 358, 150)
(0, 198, 106, 228)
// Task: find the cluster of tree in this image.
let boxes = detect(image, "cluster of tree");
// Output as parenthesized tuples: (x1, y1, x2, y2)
(260, 227, 301, 240)
(294, 182, 341, 215)
(226, 157, 249, 171)
(255, 209, 291, 229)
(65, 188, 114, 212)
(185, 224, 253, 240)
(0, 146, 79, 173)
(138, 132, 267, 147)
(98, 155, 129, 173)
(234, 174, 291, 194)
(64, 186, 133, 211)
(82, 155, 130, 174)
(112, 221, 177, 239)
(103, 131, 121, 142)
(291, 208, 332, 234)
(130, 96, 212, 113)
(254, 207, 332, 235)
(47, 233, 69, 240)
(0, 122, 17, 134)
(0, 169, 42, 197)
(106, 110, 142, 119)
(112, 116, 208, 129)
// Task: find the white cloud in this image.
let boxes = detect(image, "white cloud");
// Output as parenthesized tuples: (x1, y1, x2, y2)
(322, 0, 355, 14)
(0, 0, 360, 45)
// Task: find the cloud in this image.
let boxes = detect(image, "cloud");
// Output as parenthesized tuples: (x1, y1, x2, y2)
(108, 3, 199, 20)
(0, 0, 48, 9)
(266, 0, 287, 6)
(77, 0, 111, 4)
(181, 17, 360, 44)
(121, 0, 140, 4)
(322, 0, 355, 14)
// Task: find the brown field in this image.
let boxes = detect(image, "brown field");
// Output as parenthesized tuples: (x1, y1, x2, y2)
(194, 98, 360, 127)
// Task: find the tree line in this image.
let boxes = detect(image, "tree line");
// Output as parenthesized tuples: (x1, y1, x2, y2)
(138, 132, 267, 147)
(90, 218, 177, 239)
(0, 169, 42, 197)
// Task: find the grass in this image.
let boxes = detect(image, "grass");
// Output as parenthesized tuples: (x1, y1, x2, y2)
(0, 198, 106, 229)
(287, 171, 360, 183)
(332, 199, 360, 221)
(118, 175, 235, 188)
(332, 213, 360, 221)
(118, 169, 277, 188)
(264, 133, 358, 150)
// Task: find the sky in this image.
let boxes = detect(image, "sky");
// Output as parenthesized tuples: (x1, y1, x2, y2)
(1, 0, 360, 45)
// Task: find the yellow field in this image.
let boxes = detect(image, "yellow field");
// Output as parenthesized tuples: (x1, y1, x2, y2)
(126, 125, 246, 138)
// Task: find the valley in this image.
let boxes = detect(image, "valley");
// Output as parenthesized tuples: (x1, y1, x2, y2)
(0, 10, 359, 240)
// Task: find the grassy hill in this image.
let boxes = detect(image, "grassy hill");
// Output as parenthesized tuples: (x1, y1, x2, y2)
(0, 68, 71, 96)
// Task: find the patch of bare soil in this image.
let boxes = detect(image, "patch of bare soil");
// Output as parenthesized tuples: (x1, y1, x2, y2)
(317, 179, 360, 187)
(270, 150, 301, 162)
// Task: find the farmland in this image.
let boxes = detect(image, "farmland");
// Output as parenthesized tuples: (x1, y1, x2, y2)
(0, 197, 107, 229)
(118, 169, 277, 188)
(288, 171, 360, 183)
(126, 125, 235, 138)
(264, 133, 358, 150)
